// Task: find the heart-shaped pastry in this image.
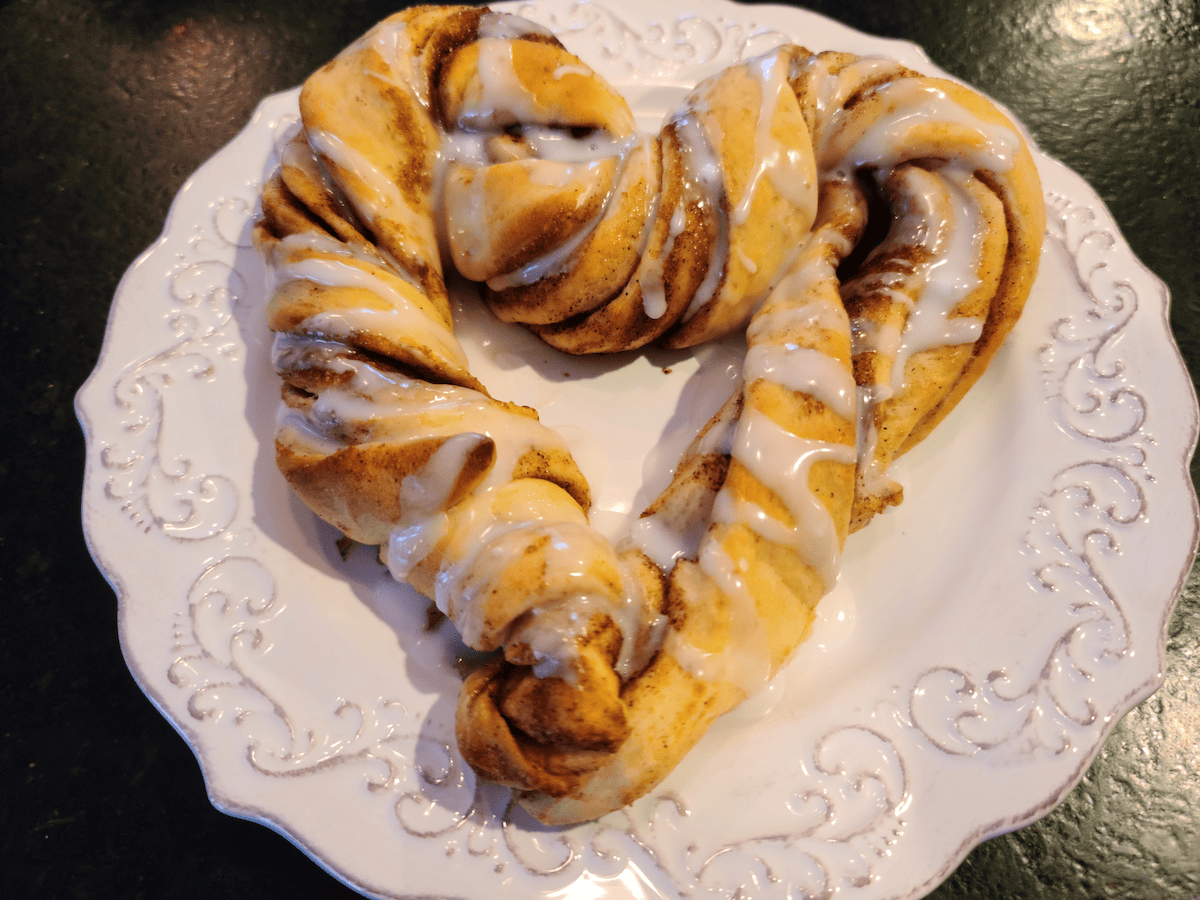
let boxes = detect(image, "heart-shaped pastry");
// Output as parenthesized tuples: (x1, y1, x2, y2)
(253, 4, 1045, 825)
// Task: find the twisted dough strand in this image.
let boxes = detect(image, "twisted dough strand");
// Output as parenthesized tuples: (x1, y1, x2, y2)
(516, 179, 866, 822)
(254, 5, 1044, 824)
(257, 7, 669, 803)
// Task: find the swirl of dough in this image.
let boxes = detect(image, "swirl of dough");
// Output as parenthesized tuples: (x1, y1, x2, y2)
(785, 51, 1046, 526)
(254, 5, 1044, 823)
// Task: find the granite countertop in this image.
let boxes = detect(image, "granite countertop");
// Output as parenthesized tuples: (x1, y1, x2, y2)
(4, 0, 1197, 897)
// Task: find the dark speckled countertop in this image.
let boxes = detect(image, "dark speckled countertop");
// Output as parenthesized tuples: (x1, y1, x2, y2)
(4, 0, 1197, 897)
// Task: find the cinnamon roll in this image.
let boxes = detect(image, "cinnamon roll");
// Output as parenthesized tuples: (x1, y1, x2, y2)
(253, 4, 1044, 824)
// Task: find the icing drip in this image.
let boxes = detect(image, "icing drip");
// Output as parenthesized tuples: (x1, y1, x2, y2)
(307, 128, 434, 258)
(627, 512, 701, 571)
(842, 79, 1019, 174)
(476, 10, 555, 41)
(716, 410, 854, 593)
(743, 344, 856, 421)
(846, 162, 990, 497)
(275, 257, 466, 364)
(693, 540, 773, 692)
(640, 201, 688, 319)
(673, 109, 728, 323)
(731, 50, 817, 226)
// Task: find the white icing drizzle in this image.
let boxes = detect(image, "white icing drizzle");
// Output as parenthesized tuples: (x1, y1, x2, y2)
(887, 164, 987, 391)
(279, 137, 360, 226)
(275, 401, 345, 457)
(829, 78, 1019, 176)
(670, 404, 852, 694)
(387, 513, 450, 581)
(515, 126, 629, 162)
(443, 156, 620, 282)
(306, 128, 434, 260)
(692, 540, 773, 692)
(395, 488, 663, 681)
(850, 318, 902, 371)
(662, 228, 856, 692)
(623, 396, 740, 570)
(627, 512, 699, 571)
(553, 64, 593, 80)
(639, 200, 688, 319)
(854, 383, 890, 497)
(743, 344, 856, 421)
(744, 284, 847, 343)
(673, 109, 728, 323)
(695, 404, 740, 456)
(801, 55, 906, 161)
(350, 20, 423, 105)
(849, 162, 988, 396)
(397, 432, 487, 519)
(844, 162, 991, 502)
(460, 133, 652, 291)
(481, 195, 608, 290)
(731, 49, 816, 226)
(512, 561, 666, 680)
(275, 257, 467, 371)
(285, 361, 546, 472)
(715, 407, 855, 588)
(460, 39, 529, 131)
(476, 10, 554, 41)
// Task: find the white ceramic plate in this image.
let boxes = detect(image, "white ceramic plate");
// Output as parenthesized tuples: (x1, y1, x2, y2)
(77, 1, 1199, 898)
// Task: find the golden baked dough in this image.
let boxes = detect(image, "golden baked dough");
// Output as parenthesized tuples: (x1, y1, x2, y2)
(253, 5, 1044, 824)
